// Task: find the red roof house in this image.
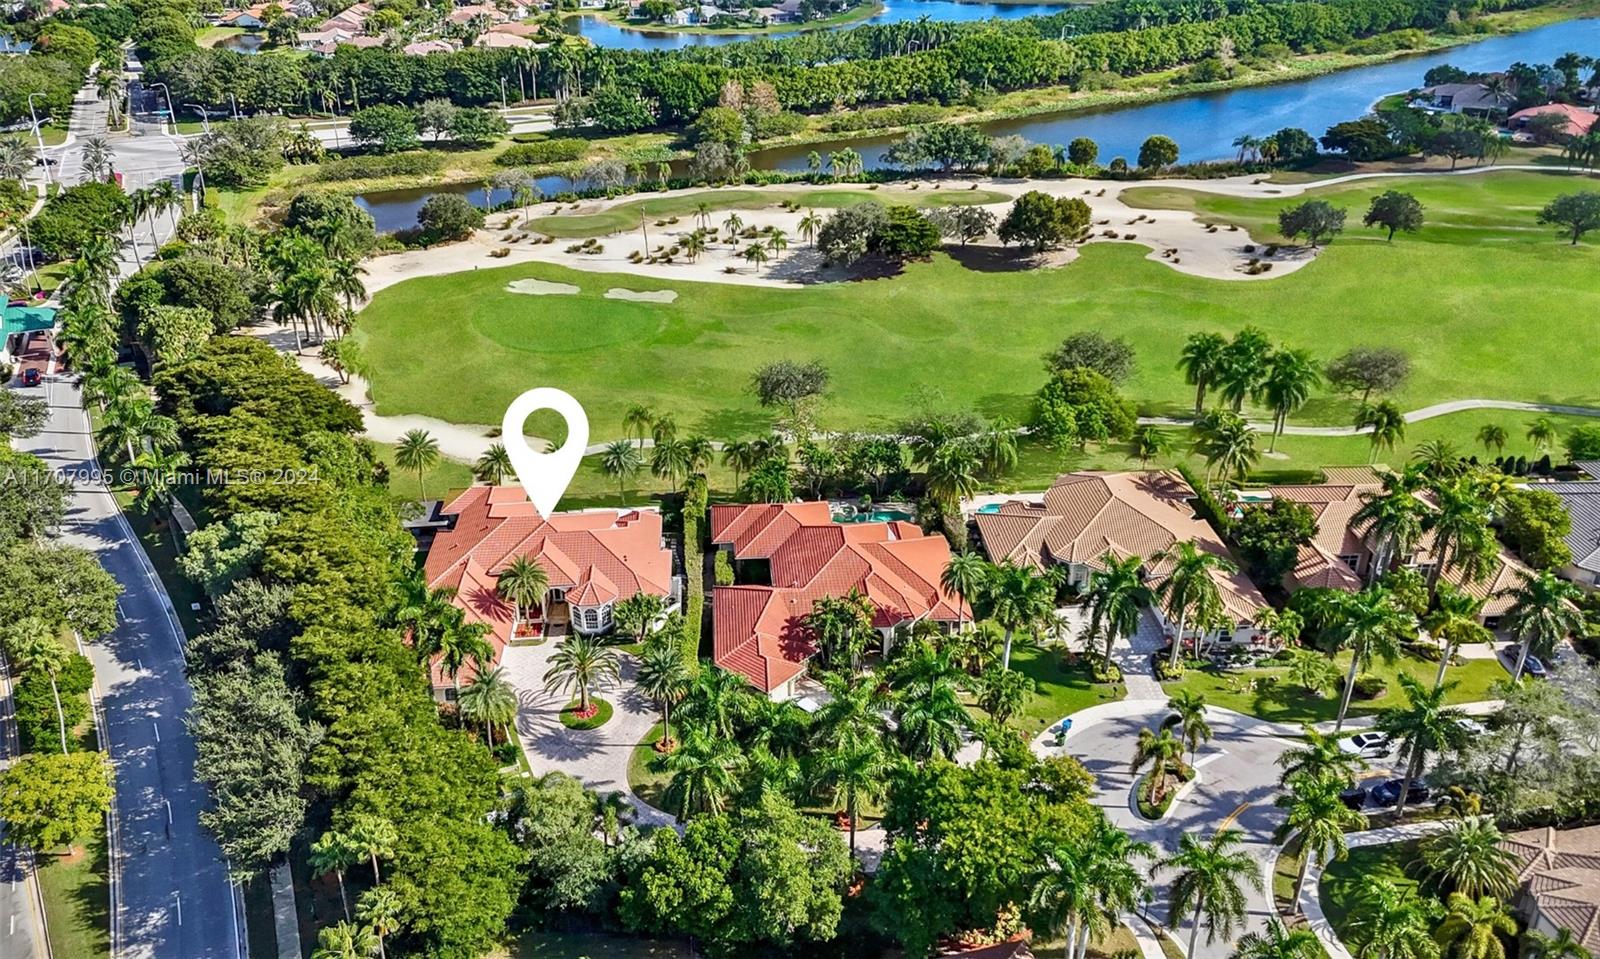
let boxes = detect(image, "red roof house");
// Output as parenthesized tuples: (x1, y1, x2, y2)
(421, 485, 678, 695)
(1508, 103, 1600, 139)
(710, 503, 969, 698)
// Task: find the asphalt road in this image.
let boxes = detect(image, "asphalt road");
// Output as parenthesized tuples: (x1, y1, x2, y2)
(0, 651, 45, 959)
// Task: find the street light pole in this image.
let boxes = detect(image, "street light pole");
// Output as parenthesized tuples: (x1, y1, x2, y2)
(228, 92, 240, 120)
(25, 93, 51, 186)
(500, 76, 508, 111)
(149, 81, 177, 134)
(185, 104, 211, 134)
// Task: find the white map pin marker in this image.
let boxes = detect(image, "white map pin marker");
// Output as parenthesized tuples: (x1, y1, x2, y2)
(502, 387, 589, 519)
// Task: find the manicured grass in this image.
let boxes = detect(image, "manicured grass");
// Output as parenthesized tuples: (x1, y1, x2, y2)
(1161, 653, 1505, 726)
(627, 722, 672, 811)
(1006, 643, 1125, 735)
(528, 186, 1011, 238)
(559, 697, 614, 729)
(512, 930, 693, 958)
(36, 827, 110, 959)
(356, 168, 1600, 466)
(372, 443, 476, 504)
(1037, 923, 1143, 959)
(1319, 840, 1419, 947)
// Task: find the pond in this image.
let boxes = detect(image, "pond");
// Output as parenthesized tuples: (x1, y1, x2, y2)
(216, 32, 268, 54)
(563, 0, 1070, 50)
(355, 179, 576, 232)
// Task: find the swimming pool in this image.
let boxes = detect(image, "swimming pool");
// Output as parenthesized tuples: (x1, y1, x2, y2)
(831, 508, 915, 524)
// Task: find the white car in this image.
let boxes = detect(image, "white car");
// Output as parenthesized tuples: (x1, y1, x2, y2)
(1340, 731, 1393, 760)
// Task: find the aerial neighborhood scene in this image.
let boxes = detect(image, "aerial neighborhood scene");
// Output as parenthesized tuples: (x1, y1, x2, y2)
(7, 0, 1600, 953)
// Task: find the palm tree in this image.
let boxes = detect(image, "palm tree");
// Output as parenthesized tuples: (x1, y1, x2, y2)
(600, 439, 642, 502)
(81, 135, 113, 181)
(741, 242, 770, 274)
(1354, 880, 1440, 959)
(1500, 569, 1583, 681)
(6, 621, 72, 753)
(677, 667, 752, 740)
(1131, 724, 1186, 804)
(721, 439, 759, 488)
(1155, 540, 1235, 666)
(1418, 816, 1518, 900)
(1424, 479, 1493, 598)
(1525, 418, 1559, 456)
(458, 665, 517, 747)
(1261, 349, 1321, 451)
(1179, 333, 1229, 415)
(314, 921, 379, 959)
(1475, 424, 1508, 457)
(1274, 773, 1367, 908)
(437, 621, 492, 708)
(1352, 468, 1428, 581)
(1378, 673, 1469, 815)
(357, 887, 403, 959)
(1159, 829, 1264, 958)
(622, 404, 655, 446)
(988, 560, 1055, 670)
(662, 729, 743, 820)
(1234, 919, 1324, 959)
(542, 633, 619, 712)
(347, 814, 397, 885)
(1191, 411, 1259, 484)
(1082, 553, 1155, 666)
(722, 212, 744, 239)
(894, 679, 967, 761)
(813, 735, 890, 854)
(765, 228, 788, 258)
(1327, 585, 1413, 732)
(681, 230, 706, 262)
(475, 443, 512, 485)
(799, 209, 822, 247)
(636, 641, 691, 749)
(979, 419, 1019, 479)
(330, 257, 368, 314)
(394, 429, 439, 500)
(925, 441, 980, 508)
(1029, 839, 1098, 959)
(1277, 726, 1366, 787)
(1163, 689, 1212, 765)
(0, 135, 37, 182)
(1233, 133, 1261, 163)
(1131, 425, 1174, 466)
(1414, 440, 1466, 478)
(1359, 401, 1408, 463)
(147, 177, 181, 234)
(309, 830, 358, 921)
(1081, 821, 1155, 959)
(1435, 894, 1516, 959)
(1523, 929, 1590, 959)
(941, 552, 989, 629)
(1422, 586, 1491, 686)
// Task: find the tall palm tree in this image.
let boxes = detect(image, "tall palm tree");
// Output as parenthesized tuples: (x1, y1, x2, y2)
(315, 921, 379, 959)
(458, 665, 517, 747)
(1163, 689, 1212, 765)
(1359, 401, 1408, 464)
(1159, 829, 1264, 958)
(1500, 569, 1583, 681)
(1131, 724, 1186, 805)
(330, 257, 368, 313)
(650, 438, 691, 491)
(475, 443, 512, 485)
(1418, 816, 1518, 900)
(1351, 467, 1428, 580)
(1082, 553, 1155, 666)
(600, 439, 642, 501)
(1261, 348, 1321, 452)
(812, 735, 890, 854)
(6, 621, 72, 753)
(347, 814, 396, 885)
(988, 560, 1055, 670)
(1422, 586, 1491, 687)
(1191, 410, 1259, 484)
(394, 429, 440, 500)
(622, 404, 655, 446)
(1029, 838, 1097, 959)
(893, 679, 967, 761)
(1525, 418, 1559, 457)
(941, 552, 990, 629)
(1274, 773, 1367, 908)
(80, 135, 113, 181)
(1327, 585, 1413, 732)
(437, 621, 493, 708)
(1277, 726, 1366, 787)
(662, 729, 743, 820)
(1234, 919, 1324, 959)
(542, 633, 619, 712)
(636, 640, 691, 749)
(357, 887, 403, 959)
(1435, 894, 1516, 959)
(1378, 674, 1469, 815)
(1424, 478, 1493, 599)
(309, 830, 358, 921)
(1155, 540, 1235, 666)
(1353, 880, 1440, 959)
(677, 667, 752, 740)
(1080, 819, 1154, 959)
(925, 441, 980, 508)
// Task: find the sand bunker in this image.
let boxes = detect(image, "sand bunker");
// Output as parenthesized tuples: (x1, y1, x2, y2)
(604, 288, 678, 304)
(506, 278, 580, 295)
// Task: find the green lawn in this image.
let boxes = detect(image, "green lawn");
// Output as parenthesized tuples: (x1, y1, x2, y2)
(356, 169, 1600, 467)
(36, 825, 110, 959)
(627, 722, 671, 811)
(1319, 840, 1420, 947)
(529, 186, 1011, 237)
(1161, 653, 1505, 726)
(1006, 643, 1125, 735)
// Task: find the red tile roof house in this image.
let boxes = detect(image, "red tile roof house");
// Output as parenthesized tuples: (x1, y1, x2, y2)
(974, 471, 1269, 648)
(709, 502, 969, 699)
(420, 485, 680, 699)
(1266, 467, 1533, 629)
(1507, 103, 1600, 140)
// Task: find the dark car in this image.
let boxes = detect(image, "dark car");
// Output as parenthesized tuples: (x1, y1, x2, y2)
(1339, 785, 1369, 810)
(21, 367, 40, 387)
(1371, 778, 1429, 807)
(1505, 643, 1548, 678)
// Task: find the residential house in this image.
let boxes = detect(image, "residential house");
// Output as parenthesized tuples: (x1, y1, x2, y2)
(974, 471, 1268, 645)
(1508, 103, 1600, 140)
(1416, 81, 1516, 118)
(318, 2, 373, 33)
(477, 30, 536, 47)
(1500, 824, 1600, 954)
(710, 502, 968, 699)
(219, 6, 267, 28)
(488, 20, 543, 36)
(420, 485, 680, 699)
(296, 27, 355, 51)
(402, 38, 455, 54)
(448, 3, 509, 26)
(1537, 462, 1600, 587)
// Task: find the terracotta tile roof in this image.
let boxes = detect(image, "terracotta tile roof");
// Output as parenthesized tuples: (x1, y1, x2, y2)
(1510, 103, 1600, 137)
(975, 471, 1266, 623)
(710, 503, 968, 693)
(421, 486, 672, 686)
(1502, 825, 1600, 952)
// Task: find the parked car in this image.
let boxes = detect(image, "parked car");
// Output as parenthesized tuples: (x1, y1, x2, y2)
(1503, 643, 1548, 678)
(1339, 785, 1369, 810)
(1340, 731, 1393, 760)
(1371, 778, 1430, 807)
(21, 367, 40, 387)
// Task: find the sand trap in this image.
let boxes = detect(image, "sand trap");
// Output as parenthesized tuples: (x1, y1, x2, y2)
(506, 278, 579, 295)
(604, 288, 678, 303)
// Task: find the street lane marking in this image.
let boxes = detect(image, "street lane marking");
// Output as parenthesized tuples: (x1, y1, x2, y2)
(1217, 802, 1251, 832)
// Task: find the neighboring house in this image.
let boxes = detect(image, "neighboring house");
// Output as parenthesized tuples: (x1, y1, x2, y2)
(1416, 82, 1516, 117)
(448, 3, 508, 25)
(317, 2, 373, 33)
(488, 20, 542, 35)
(296, 26, 354, 49)
(219, 8, 266, 28)
(420, 485, 680, 699)
(1538, 461, 1600, 588)
(974, 471, 1267, 645)
(402, 38, 455, 53)
(710, 502, 968, 699)
(1507, 103, 1600, 139)
(1501, 824, 1600, 955)
(476, 30, 535, 47)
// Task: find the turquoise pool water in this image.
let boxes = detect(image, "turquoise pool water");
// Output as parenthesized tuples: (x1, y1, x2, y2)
(832, 509, 914, 524)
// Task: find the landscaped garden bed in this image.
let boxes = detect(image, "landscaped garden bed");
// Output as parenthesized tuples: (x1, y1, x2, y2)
(560, 698, 614, 730)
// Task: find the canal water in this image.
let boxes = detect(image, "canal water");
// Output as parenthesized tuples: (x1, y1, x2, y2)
(354, 17, 1600, 231)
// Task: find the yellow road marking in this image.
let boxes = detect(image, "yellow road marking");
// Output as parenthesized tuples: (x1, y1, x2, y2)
(1217, 802, 1251, 832)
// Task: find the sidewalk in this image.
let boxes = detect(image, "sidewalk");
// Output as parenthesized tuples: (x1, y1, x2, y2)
(1293, 821, 1457, 959)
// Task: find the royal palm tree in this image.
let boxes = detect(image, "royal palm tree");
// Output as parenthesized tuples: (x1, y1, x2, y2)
(813, 735, 890, 853)
(1083, 553, 1155, 666)
(1029, 838, 1098, 959)
(1235, 920, 1323, 959)
(1353, 469, 1428, 580)
(1500, 569, 1583, 681)
(1277, 726, 1366, 787)
(636, 640, 691, 749)
(1163, 689, 1213, 765)
(1131, 724, 1186, 805)
(662, 729, 743, 820)
(1191, 410, 1259, 484)
(925, 441, 980, 508)
(330, 257, 368, 314)
(811, 670, 888, 748)
(1525, 418, 1559, 456)
(357, 887, 403, 959)
(100, 396, 173, 464)
(1081, 820, 1155, 959)
(988, 560, 1055, 670)
(1359, 401, 1408, 464)
(5, 621, 72, 753)
(437, 621, 492, 709)
(395, 429, 439, 500)
(347, 814, 396, 885)
(1160, 829, 1264, 958)
(1327, 585, 1413, 732)
(475, 443, 512, 485)
(979, 419, 1019, 479)
(1418, 816, 1518, 900)
(622, 404, 655, 445)
(542, 633, 619, 713)
(1261, 348, 1321, 451)
(1424, 478, 1494, 598)
(894, 679, 967, 761)
(1378, 674, 1469, 815)
(650, 438, 691, 490)
(1156, 540, 1235, 666)
(309, 830, 358, 921)
(133, 445, 191, 515)
(600, 439, 642, 501)
(1422, 586, 1492, 687)
(1274, 773, 1367, 908)
(1435, 894, 1516, 959)
(941, 552, 990, 630)
(1354, 880, 1440, 959)
(458, 665, 517, 747)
